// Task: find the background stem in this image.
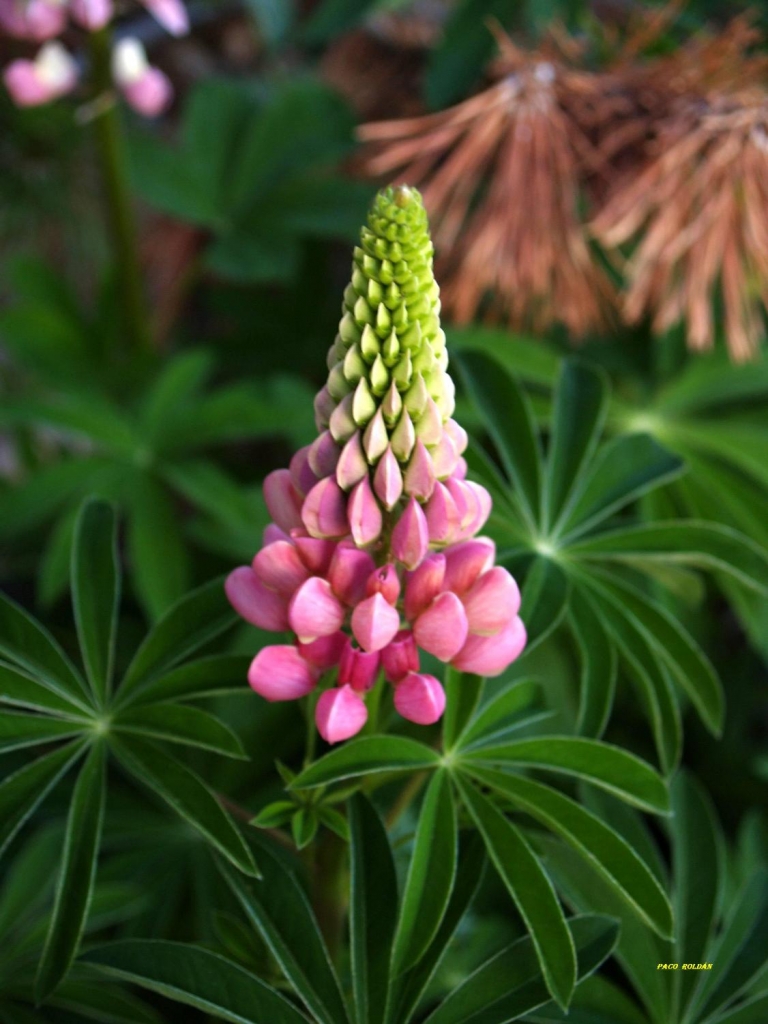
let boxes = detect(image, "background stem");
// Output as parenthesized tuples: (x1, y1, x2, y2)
(90, 29, 151, 356)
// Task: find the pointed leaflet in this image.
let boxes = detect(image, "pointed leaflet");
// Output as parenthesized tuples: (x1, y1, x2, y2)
(112, 737, 258, 877)
(349, 794, 398, 1024)
(219, 844, 349, 1024)
(123, 654, 252, 706)
(422, 914, 618, 1024)
(115, 704, 246, 759)
(36, 742, 106, 1000)
(118, 578, 237, 703)
(0, 590, 89, 708)
(127, 474, 191, 623)
(671, 770, 724, 1018)
(291, 736, 440, 789)
(0, 741, 84, 862)
(457, 678, 541, 749)
(456, 776, 577, 1010)
(391, 771, 457, 976)
(468, 767, 673, 937)
(44, 974, 161, 1024)
(71, 500, 120, 704)
(0, 711, 82, 753)
(82, 940, 311, 1024)
(569, 596, 616, 738)
(557, 434, 683, 543)
(465, 736, 669, 814)
(515, 555, 569, 654)
(567, 520, 768, 593)
(545, 360, 608, 533)
(455, 351, 543, 529)
(442, 667, 483, 751)
(0, 660, 89, 719)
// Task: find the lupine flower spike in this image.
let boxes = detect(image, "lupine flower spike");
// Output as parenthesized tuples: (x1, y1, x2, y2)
(227, 186, 527, 743)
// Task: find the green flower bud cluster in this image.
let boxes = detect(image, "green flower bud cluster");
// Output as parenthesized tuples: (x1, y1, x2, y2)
(314, 186, 457, 478)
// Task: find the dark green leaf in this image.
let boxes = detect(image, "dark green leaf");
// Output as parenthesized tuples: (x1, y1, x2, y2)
(317, 805, 350, 842)
(112, 737, 258, 877)
(291, 736, 440, 789)
(465, 736, 669, 814)
(546, 361, 608, 533)
(349, 794, 398, 1024)
(470, 768, 673, 937)
(456, 351, 543, 529)
(48, 970, 162, 1024)
(391, 770, 457, 975)
(291, 808, 318, 850)
(569, 597, 616, 738)
(0, 660, 88, 718)
(458, 678, 540, 749)
(71, 500, 120, 703)
(709, 994, 768, 1024)
(127, 476, 191, 622)
(447, 328, 559, 389)
(0, 741, 83, 861)
(115, 704, 247, 759)
(517, 556, 569, 653)
(123, 654, 251, 706)
(457, 777, 576, 1010)
(36, 742, 106, 999)
(0, 710, 82, 753)
(82, 940, 311, 1024)
(119, 578, 237, 701)
(250, 801, 295, 829)
(220, 842, 349, 1024)
(139, 350, 214, 443)
(443, 668, 483, 752)
(422, 914, 618, 1024)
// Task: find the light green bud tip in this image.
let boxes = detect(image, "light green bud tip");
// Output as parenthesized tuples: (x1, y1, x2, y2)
(319, 187, 456, 492)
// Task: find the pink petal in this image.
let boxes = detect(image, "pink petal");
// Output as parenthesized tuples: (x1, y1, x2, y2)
(404, 438, 436, 502)
(431, 431, 460, 480)
(351, 593, 401, 653)
(373, 445, 403, 511)
(444, 419, 468, 455)
(140, 0, 189, 35)
(394, 673, 446, 725)
(301, 477, 349, 539)
(454, 457, 468, 481)
(414, 592, 469, 661)
(336, 431, 368, 490)
(297, 631, 347, 670)
(327, 543, 376, 606)
(252, 540, 309, 597)
(264, 469, 303, 533)
(316, 685, 368, 744)
(390, 497, 429, 571)
(366, 563, 400, 605)
(70, 0, 112, 30)
(0, 0, 66, 40)
(462, 566, 521, 636)
(338, 640, 381, 692)
(308, 430, 340, 478)
(462, 481, 492, 537)
(348, 475, 383, 546)
(403, 553, 446, 622)
(443, 538, 496, 595)
(248, 645, 319, 701)
(381, 629, 420, 683)
(452, 616, 527, 677)
(289, 445, 318, 498)
(225, 567, 288, 632)
(363, 407, 388, 462)
(314, 386, 335, 431)
(291, 532, 336, 576)
(4, 46, 77, 106)
(425, 482, 460, 545)
(263, 523, 290, 546)
(288, 577, 345, 643)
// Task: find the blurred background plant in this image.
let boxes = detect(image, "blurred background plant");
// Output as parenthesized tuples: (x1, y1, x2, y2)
(1, 0, 767, 1021)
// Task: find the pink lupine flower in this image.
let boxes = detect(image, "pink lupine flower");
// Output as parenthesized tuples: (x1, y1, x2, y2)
(4, 41, 77, 106)
(140, 0, 189, 37)
(226, 186, 526, 743)
(70, 0, 112, 31)
(112, 38, 172, 118)
(0, 0, 66, 41)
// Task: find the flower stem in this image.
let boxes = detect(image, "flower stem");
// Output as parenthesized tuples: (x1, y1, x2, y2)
(89, 29, 151, 356)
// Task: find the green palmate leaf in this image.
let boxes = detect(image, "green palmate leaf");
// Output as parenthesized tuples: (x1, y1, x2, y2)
(36, 742, 106, 1000)
(48, 971, 162, 1024)
(291, 808, 318, 849)
(456, 350, 543, 529)
(0, 591, 90, 709)
(671, 771, 724, 1019)
(469, 767, 673, 938)
(687, 869, 768, 1023)
(569, 597, 616, 738)
(516, 556, 569, 653)
(127, 475, 191, 623)
(0, 457, 113, 542)
(447, 328, 559, 389)
(6, 395, 138, 455)
(568, 521, 768, 593)
(114, 704, 246, 760)
(524, 973, 650, 1024)
(590, 569, 723, 736)
(557, 434, 684, 543)
(250, 801, 295, 829)
(464, 736, 669, 814)
(349, 794, 398, 1024)
(0, 710, 82, 753)
(577, 577, 681, 775)
(0, 741, 84, 861)
(391, 771, 457, 977)
(119, 578, 237, 702)
(0, 661, 88, 719)
(545, 361, 608, 533)
(442, 668, 483, 751)
(220, 842, 349, 1024)
(422, 914, 618, 1024)
(112, 737, 258, 877)
(392, 834, 486, 1024)
(457, 777, 577, 1010)
(709, 994, 768, 1024)
(291, 736, 440, 789)
(139, 350, 214, 443)
(82, 940, 311, 1024)
(458, 678, 541, 749)
(71, 500, 120, 704)
(123, 654, 252, 706)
